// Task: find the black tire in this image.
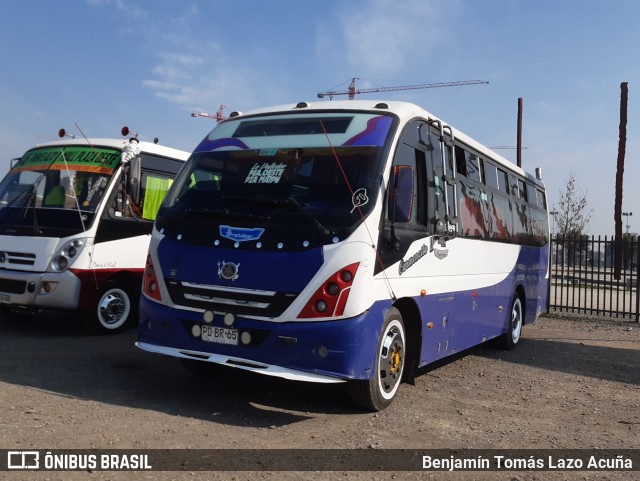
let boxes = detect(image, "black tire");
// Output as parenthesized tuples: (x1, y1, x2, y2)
(349, 307, 406, 411)
(496, 294, 523, 350)
(83, 281, 138, 334)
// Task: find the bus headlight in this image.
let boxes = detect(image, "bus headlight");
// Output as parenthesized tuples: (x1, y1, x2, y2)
(51, 255, 69, 271)
(50, 238, 87, 272)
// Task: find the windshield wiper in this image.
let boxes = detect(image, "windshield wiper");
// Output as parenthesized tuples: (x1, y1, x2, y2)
(278, 196, 332, 236)
(22, 173, 46, 234)
(223, 194, 331, 236)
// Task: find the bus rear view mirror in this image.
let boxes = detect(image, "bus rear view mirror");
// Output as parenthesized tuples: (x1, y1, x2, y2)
(388, 165, 414, 223)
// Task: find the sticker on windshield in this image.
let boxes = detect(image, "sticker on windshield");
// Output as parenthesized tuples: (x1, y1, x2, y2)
(350, 188, 369, 213)
(244, 163, 286, 184)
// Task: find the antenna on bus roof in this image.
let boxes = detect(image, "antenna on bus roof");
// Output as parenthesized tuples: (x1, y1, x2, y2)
(121, 126, 159, 144)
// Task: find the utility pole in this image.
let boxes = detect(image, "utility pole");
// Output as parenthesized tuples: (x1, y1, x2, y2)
(614, 82, 628, 280)
(517, 98, 523, 168)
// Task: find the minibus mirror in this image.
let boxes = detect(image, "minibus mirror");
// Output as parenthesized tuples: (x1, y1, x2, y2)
(127, 155, 141, 205)
(388, 165, 414, 223)
(10, 158, 20, 169)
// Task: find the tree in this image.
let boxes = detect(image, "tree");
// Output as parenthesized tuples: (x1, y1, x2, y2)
(557, 172, 593, 239)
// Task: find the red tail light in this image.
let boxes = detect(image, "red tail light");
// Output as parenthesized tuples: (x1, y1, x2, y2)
(143, 255, 162, 302)
(298, 263, 359, 318)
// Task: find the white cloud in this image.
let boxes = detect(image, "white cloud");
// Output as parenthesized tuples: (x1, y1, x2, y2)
(322, 0, 460, 77)
(142, 49, 259, 113)
(85, 0, 146, 18)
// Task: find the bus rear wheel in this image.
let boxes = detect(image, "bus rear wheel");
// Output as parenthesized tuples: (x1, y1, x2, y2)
(497, 294, 523, 350)
(349, 307, 405, 411)
(83, 281, 137, 334)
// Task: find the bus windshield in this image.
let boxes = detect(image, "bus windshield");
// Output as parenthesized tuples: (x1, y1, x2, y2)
(157, 112, 396, 250)
(0, 145, 120, 236)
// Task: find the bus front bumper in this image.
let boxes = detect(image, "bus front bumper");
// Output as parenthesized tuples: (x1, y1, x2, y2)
(0, 269, 81, 311)
(137, 298, 392, 383)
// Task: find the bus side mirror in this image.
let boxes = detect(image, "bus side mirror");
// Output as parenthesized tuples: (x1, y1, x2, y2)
(10, 158, 20, 169)
(127, 155, 142, 205)
(388, 165, 414, 223)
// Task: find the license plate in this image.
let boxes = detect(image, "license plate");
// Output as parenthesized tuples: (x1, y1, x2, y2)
(0, 294, 10, 304)
(201, 325, 238, 345)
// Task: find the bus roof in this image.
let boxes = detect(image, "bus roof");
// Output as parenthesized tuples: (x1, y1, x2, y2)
(225, 100, 537, 182)
(30, 138, 191, 161)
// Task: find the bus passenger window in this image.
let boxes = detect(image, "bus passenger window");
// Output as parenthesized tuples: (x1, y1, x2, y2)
(497, 169, 509, 193)
(509, 175, 519, 197)
(527, 184, 537, 205)
(485, 163, 498, 190)
(536, 189, 547, 210)
(466, 154, 481, 183)
(517, 179, 527, 201)
(141, 174, 173, 220)
(455, 146, 467, 176)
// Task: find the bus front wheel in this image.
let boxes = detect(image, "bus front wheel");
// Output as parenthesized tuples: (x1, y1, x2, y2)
(83, 281, 137, 334)
(349, 307, 406, 411)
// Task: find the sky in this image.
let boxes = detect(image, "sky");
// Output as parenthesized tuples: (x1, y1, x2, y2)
(1, 0, 638, 236)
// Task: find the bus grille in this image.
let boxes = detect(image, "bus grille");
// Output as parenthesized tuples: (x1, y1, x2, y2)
(0, 251, 36, 266)
(0, 278, 27, 294)
(165, 280, 298, 318)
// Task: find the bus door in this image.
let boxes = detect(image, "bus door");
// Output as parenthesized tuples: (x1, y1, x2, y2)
(421, 122, 459, 360)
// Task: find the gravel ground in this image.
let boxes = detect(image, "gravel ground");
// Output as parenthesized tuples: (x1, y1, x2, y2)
(0, 311, 638, 481)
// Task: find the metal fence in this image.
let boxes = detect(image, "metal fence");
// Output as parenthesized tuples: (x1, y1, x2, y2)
(547, 235, 639, 321)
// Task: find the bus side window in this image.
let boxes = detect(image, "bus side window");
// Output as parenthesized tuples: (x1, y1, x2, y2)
(517, 179, 527, 201)
(497, 169, 509, 193)
(536, 189, 547, 210)
(455, 146, 467, 177)
(484, 163, 498, 190)
(388, 165, 415, 222)
(140, 173, 173, 220)
(466, 153, 481, 183)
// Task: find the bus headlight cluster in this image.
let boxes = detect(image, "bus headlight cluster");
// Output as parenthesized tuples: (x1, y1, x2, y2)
(50, 238, 86, 272)
(298, 262, 360, 319)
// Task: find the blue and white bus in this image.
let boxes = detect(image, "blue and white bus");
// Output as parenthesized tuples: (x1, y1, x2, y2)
(136, 100, 549, 410)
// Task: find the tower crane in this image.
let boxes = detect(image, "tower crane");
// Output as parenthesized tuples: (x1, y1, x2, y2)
(191, 104, 226, 123)
(317, 78, 489, 100)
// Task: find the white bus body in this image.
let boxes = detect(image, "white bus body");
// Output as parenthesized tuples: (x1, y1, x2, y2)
(0, 137, 189, 332)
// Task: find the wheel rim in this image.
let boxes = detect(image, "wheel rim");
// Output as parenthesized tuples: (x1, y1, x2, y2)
(510, 298, 522, 344)
(377, 319, 405, 400)
(97, 288, 130, 329)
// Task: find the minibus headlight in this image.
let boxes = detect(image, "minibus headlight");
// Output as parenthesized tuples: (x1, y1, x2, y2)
(49, 238, 87, 272)
(51, 255, 69, 272)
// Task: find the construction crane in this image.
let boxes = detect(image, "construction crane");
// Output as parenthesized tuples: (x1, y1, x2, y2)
(317, 78, 489, 100)
(191, 104, 226, 123)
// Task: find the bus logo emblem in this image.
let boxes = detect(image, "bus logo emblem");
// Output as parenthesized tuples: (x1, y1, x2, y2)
(219, 225, 265, 243)
(218, 261, 240, 281)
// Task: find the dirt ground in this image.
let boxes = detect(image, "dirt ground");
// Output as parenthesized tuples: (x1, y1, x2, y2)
(0, 311, 638, 481)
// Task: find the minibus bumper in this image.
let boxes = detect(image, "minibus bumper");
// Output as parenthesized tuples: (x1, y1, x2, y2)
(0, 269, 81, 311)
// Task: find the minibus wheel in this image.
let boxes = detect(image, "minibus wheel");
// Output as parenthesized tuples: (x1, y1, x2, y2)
(349, 307, 405, 411)
(84, 281, 137, 334)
